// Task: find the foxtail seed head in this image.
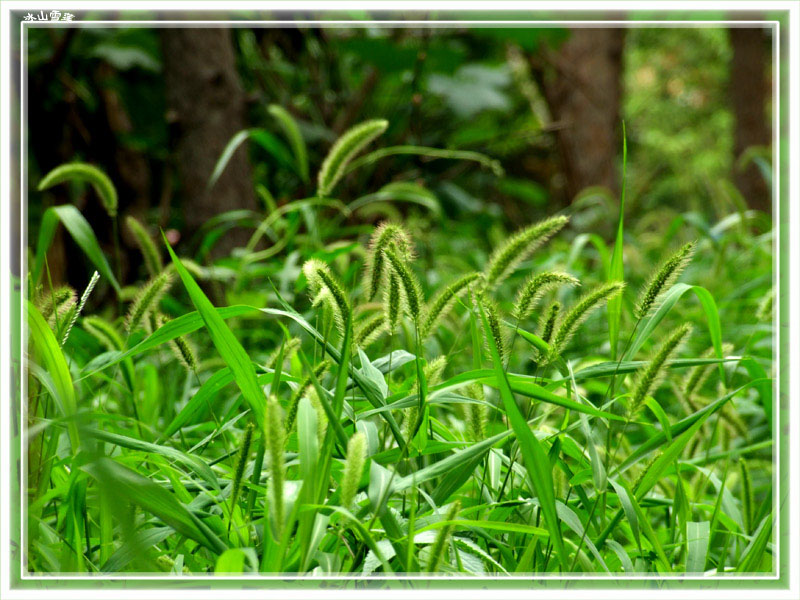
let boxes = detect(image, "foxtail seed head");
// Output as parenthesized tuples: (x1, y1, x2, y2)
(383, 247, 422, 322)
(485, 215, 569, 287)
(125, 271, 173, 333)
(549, 282, 624, 359)
(635, 242, 695, 319)
(125, 215, 163, 276)
(630, 323, 693, 417)
(265, 396, 286, 539)
(356, 313, 387, 347)
(513, 272, 579, 322)
(482, 299, 507, 364)
(421, 272, 484, 339)
(303, 259, 352, 332)
(340, 432, 367, 509)
(364, 222, 413, 300)
(384, 273, 403, 334)
(230, 422, 255, 514)
(317, 119, 388, 198)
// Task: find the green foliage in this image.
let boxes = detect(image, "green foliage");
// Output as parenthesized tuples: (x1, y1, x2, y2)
(25, 112, 773, 578)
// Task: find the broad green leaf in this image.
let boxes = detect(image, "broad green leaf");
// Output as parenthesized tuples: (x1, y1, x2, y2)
(82, 457, 226, 555)
(164, 237, 266, 428)
(686, 521, 710, 573)
(33, 205, 120, 292)
(27, 301, 79, 451)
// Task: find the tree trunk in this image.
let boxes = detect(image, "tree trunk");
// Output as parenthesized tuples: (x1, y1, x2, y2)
(533, 28, 624, 202)
(161, 28, 257, 255)
(729, 27, 771, 213)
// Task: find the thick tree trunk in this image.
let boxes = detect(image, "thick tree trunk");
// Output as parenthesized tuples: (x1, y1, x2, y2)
(161, 28, 257, 255)
(729, 27, 771, 213)
(533, 28, 624, 201)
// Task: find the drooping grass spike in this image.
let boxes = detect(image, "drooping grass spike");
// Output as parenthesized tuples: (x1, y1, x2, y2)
(355, 313, 386, 347)
(125, 271, 173, 333)
(549, 282, 624, 359)
(756, 287, 774, 322)
(82, 315, 124, 352)
(285, 360, 330, 432)
(466, 383, 487, 442)
(317, 119, 389, 197)
(384, 273, 402, 334)
(229, 422, 255, 519)
(153, 313, 198, 372)
(484, 215, 569, 287)
(421, 272, 484, 338)
(265, 395, 286, 539)
(426, 500, 461, 572)
(340, 432, 367, 509)
(512, 272, 579, 322)
(38, 162, 119, 218)
(482, 299, 507, 364)
(125, 215, 163, 276)
(37, 286, 76, 331)
(635, 241, 696, 319)
(383, 247, 422, 322)
(630, 323, 692, 418)
(539, 301, 561, 346)
(363, 222, 413, 300)
(303, 259, 352, 332)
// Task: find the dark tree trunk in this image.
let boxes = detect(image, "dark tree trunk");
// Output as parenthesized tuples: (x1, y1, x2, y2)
(161, 28, 257, 255)
(729, 27, 771, 213)
(532, 28, 624, 202)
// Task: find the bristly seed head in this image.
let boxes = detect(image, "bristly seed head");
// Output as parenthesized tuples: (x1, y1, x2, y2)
(303, 258, 352, 332)
(513, 271, 579, 322)
(630, 323, 693, 418)
(125, 271, 173, 333)
(421, 272, 484, 339)
(364, 222, 414, 301)
(635, 241, 696, 319)
(383, 247, 422, 321)
(340, 432, 367, 509)
(485, 215, 569, 287)
(549, 281, 624, 359)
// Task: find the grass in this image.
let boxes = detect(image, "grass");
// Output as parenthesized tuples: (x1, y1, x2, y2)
(24, 117, 774, 576)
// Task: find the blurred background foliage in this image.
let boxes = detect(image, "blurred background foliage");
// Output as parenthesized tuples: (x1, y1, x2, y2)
(26, 23, 773, 295)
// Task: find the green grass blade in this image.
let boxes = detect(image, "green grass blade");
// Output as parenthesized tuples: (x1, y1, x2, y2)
(82, 457, 226, 555)
(27, 300, 80, 451)
(268, 104, 309, 182)
(686, 521, 710, 573)
(33, 205, 120, 292)
(164, 236, 266, 428)
(607, 122, 626, 360)
(478, 302, 567, 571)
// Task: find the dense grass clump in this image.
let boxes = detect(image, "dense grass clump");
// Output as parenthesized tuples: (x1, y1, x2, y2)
(24, 116, 774, 578)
